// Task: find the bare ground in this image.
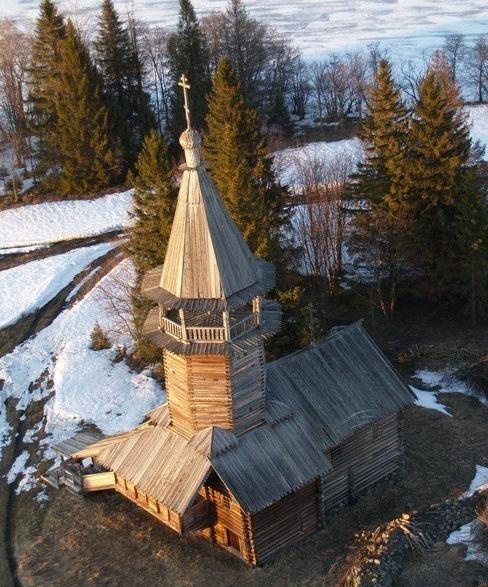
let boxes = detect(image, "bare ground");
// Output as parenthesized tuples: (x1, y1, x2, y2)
(7, 392, 488, 587)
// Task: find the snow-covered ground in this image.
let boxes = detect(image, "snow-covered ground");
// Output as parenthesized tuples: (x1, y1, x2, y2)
(0, 242, 115, 329)
(0, 259, 163, 491)
(467, 105, 488, 160)
(446, 465, 488, 565)
(463, 465, 488, 499)
(3, 0, 488, 62)
(447, 520, 488, 565)
(415, 368, 487, 406)
(0, 190, 133, 250)
(274, 138, 363, 189)
(410, 366, 488, 417)
(411, 386, 451, 417)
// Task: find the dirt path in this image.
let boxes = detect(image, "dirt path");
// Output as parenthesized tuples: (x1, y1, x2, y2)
(0, 230, 125, 272)
(0, 245, 125, 587)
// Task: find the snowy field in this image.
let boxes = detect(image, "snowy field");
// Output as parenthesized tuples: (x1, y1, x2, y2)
(467, 105, 488, 159)
(274, 138, 363, 189)
(2, 0, 488, 61)
(0, 242, 114, 328)
(0, 260, 163, 482)
(0, 190, 133, 250)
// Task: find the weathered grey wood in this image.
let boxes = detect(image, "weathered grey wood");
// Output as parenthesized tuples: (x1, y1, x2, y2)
(49, 116, 415, 568)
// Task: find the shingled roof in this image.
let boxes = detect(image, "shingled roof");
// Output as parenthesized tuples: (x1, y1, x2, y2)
(87, 403, 331, 515)
(69, 323, 413, 515)
(266, 321, 415, 447)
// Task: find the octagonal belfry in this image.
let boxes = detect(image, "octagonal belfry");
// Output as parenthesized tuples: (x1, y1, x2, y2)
(141, 126, 281, 437)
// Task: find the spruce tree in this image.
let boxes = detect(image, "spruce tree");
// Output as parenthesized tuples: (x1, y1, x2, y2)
(349, 59, 407, 208)
(403, 65, 472, 266)
(204, 58, 290, 272)
(54, 21, 116, 194)
(168, 0, 210, 136)
(402, 59, 488, 307)
(96, 0, 153, 172)
(28, 0, 66, 179)
(126, 129, 176, 358)
(127, 129, 177, 277)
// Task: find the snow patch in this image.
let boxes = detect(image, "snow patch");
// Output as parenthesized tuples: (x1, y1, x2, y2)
(415, 368, 487, 406)
(411, 386, 452, 417)
(447, 520, 488, 565)
(0, 259, 163, 467)
(467, 105, 488, 161)
(274, 138, 363, 189)
(7, 450, 30, 483)
(463, 465, 488, 499)
(0, 242, 115, 329)
(0, 190, 133, 249)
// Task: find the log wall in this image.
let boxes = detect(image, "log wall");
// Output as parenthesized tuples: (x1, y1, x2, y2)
(189, 356, 233, 430)
(163, 351, 194, 436)
(198, 477, 255, 564)
(230, 344, 266, 435)
(163, 351, 233, 435)
(249, 480, 320, 565)
(320, 413, 402, 513)
(113, 472, 183, 533)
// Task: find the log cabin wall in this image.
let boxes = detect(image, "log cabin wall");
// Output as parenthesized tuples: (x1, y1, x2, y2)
(188, 355, 233, 431)
(113, 472, 183, 533)
(163, 351, 233, 435)
(163, 351, 194, 436)
(320, 413, 401, 514)
(230, 344, 266, 435)
(249, 480, 321, 565)
(199, 477, 255, 564)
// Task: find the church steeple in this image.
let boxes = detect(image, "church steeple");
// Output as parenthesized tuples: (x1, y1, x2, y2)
(141, 76, 281, 437)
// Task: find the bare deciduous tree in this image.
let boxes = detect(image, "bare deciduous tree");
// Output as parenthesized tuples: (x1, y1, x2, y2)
(0, 19, 31, 165)
(291, 151, 355, 293)
(96, 260, 137, 339)
(466, 35, 488, 103)
(443, 33, 466, 83)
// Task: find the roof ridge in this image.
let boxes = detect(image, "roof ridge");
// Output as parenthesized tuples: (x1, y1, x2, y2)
(267, 321, 364, 369)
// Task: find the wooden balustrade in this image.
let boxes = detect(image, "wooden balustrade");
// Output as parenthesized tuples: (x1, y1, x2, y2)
(230, 313, 258, 339)
(186, 326, 226, 342)
(161, 316, 183, 339)
(161, 313, 258, 342)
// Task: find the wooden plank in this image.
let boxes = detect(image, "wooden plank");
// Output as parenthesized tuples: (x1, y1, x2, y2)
(82, 471, 115, 492)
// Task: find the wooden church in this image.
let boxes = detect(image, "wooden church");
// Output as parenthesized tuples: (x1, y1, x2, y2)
(46, 78, 415, 565)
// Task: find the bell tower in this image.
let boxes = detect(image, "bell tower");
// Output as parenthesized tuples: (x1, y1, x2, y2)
(141, 75, 281, 438)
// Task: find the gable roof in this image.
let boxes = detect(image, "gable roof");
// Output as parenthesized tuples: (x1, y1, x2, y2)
(266, 321, 415, 447)
(68, 322, 413, 515)
(86, 404, 332, 515)
(160, 164, 259, 300)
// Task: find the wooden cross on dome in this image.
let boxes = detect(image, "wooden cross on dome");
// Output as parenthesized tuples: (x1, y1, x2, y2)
(178, 74, 191, 129)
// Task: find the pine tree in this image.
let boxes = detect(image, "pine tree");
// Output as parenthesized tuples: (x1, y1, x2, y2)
(349, 59, 407, 208)
(54, 21, 117, 194)
(127, 129, 177, 277)
(167, 0, 210, 136)
(204, 58, 291, 272)
(96, 0, 153, 172)
(28, 0, 66, 179)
